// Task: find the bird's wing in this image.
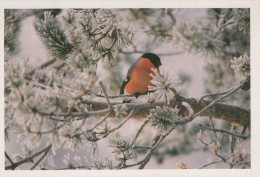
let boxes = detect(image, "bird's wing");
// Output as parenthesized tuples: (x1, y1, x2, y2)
(120, 58, 140, 94)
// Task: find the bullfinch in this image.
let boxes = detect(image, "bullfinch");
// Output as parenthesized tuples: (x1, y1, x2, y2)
(120, 53, 162, 97)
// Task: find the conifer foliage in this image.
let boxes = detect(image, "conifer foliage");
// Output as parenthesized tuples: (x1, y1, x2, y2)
(5, 9, 250, 170)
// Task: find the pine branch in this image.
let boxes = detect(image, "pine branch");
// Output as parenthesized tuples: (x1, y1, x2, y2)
(34, 11, 73, 60)
(80, 83, 249, 126)
(19, 78, 249, 127)
(120, 105, 194, 169)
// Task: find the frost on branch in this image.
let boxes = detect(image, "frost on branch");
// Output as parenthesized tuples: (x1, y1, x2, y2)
(172, 22, 225, 59)
(231, 53, 250, 79)
(147, 106, 181, 132)
(34, 9, 132, 68)
(4, 8, 250, 170)
(4, 10, 26, 57)
(109, 136, 137, 163)
(148, 67, 178, 104)
(34, 11, 73, 60)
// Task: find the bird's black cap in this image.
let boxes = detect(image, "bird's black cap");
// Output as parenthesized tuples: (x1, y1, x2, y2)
(141, 53, 162, 68)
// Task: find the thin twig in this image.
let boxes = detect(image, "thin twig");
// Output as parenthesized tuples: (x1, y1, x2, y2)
(55, 164, 107, 170)
(199, 160, 222, 169)
(30, 144, 52, 170)
(107, 109, 135, 134)
(201, 100, 218, 142)
(209, 115, 218, 142)
(198, 130, 232, 167)
(87, 113, 111, 132)
(119, 49, 184, 56)
(5, 152, 14, 165)
(5, 144, 52, 170)
(198, 124, 249, 140)
(133, 145, 153, 150)
(130, 119, 149, 147)
(25, 58, 57, 76)
(95, 92, 146, 98)
(218, 21, 235, 30)
(84, 109, 135, 141)
(99, 81, 112, 109)
(178, 83, 244, 125)
(229, 124, 236, 167)
(27, 122, 66, 135)
(198, 87, 233, 102)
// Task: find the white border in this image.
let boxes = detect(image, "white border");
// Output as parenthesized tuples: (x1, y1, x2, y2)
(1, 0, 260, 177)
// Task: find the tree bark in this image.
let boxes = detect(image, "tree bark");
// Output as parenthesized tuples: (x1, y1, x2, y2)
(83, 95, 250, 126)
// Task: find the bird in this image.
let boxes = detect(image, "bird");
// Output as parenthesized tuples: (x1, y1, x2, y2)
(120, 53, 162, 97)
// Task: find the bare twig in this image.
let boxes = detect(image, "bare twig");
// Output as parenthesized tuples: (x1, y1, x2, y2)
(199, 160, 222, 169)
(99, 81, 112, 109)
(198, 124, 249, 140)
(200, 100, 218, 142)
(198, 130, 232, 167)
(130, 119, 149, 147)
(87, 113, 111, 132)
(5, 144, 52, 170)
(95, 92, 146, 98)
(198, 87, 233, 102)
(209, 115, 218, 142)
(83, 109, 135, 142)
(5, 152, 14, 166)
(229, 125, 236, 166)
(25, 58, 57, 76)
(119, 49, 184, 56)
(30, 144, 52, 170)
(218, 21, 235, 30)
(106, 109, 135, 134)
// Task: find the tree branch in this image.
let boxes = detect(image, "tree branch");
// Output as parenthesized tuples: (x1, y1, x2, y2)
(198, 124, 249, 140)
(5, 144, 52, 170)
(22, 80, 249, 127)
(5, 152, 14, 166)
(30, 144, 52, 170)
(119, 48, 184, 56)
(80, 83, 249, 126)
(121, 104, 195, 169)
(199, 160, 222, 169)
(25, 58, 57, 76)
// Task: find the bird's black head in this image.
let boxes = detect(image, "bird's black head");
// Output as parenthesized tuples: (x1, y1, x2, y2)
(141, 53, 162, 68)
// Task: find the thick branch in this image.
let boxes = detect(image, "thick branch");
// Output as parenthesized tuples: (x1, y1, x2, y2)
(82, 94, 249, 126)
(27, 80, 249, 127)
(181, 97, 249, 126)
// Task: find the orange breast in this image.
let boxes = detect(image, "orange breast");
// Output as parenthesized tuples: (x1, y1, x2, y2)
(124, 58, 160, 94)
